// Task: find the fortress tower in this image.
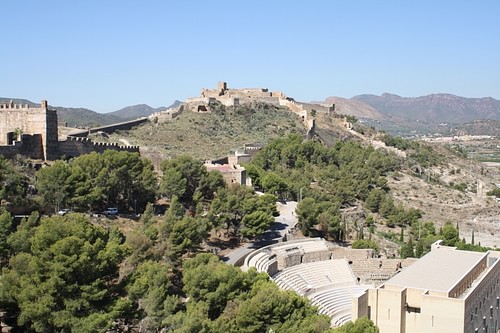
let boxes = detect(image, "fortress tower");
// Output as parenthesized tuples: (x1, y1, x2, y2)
(0, 100, 59, 160)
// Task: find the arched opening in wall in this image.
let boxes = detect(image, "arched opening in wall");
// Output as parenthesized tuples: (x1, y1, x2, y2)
(197, 105, 208, 112)
(7, 132, 15, 145)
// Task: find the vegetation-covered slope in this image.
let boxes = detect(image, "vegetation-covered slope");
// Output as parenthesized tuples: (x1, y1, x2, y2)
(103, 102, 306, 166)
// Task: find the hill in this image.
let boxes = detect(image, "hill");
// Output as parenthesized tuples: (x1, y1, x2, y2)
(352, 93, 500, 123)
(106, 102, 180, 119)
(312, 96, 387, 121)
(313, 93, 500, 136)
(0, 97, 122, 128)
(99, 102, 307, 168)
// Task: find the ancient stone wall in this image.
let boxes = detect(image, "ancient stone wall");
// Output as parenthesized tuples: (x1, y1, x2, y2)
(0, 100, 58, 160)
(88, 118, 149, 135)
(59, 136, 140, 158)
(149, 105, 183, 123)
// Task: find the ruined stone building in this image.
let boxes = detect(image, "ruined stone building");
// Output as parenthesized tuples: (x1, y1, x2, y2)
(184, 82, 337, 139)
(0, 100, 139, 160)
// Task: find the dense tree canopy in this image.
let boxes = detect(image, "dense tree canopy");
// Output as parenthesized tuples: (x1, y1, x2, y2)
(0, 156, 31, 208)
(0, 214, 129, 332)
(247, 134, 398, 238)
(35, 150, 157, 213)
(160, 154, 224, 206)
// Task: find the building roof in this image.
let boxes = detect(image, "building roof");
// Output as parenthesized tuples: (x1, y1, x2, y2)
(385, 246, 486, 293)
(205, 163, 243, 173)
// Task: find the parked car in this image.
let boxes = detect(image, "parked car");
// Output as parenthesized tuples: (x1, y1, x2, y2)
(57, 209, 71, 216)
(103, 208, 118, 216)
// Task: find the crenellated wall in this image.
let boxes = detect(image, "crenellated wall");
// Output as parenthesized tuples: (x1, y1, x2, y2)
(59, 136, 140, 158)
(0, 100, 58, 159)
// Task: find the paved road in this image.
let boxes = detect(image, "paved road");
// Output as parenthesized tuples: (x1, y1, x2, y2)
(222, 200, 298, 265)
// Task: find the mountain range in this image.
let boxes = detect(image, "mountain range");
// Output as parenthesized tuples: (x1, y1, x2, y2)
(316, 93, 500, 135)
(2, 94, 499, 135)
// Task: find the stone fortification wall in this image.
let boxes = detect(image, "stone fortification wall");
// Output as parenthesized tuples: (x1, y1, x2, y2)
(88, 118, 148, 135)
(238, 96, 280, 106)
(59, 136, 140, 158)
(278, 99, 316, 137)
(0, 134, 45, 160)
(149, 105, 183, 123)
(0, 141, 22, 159)
(0, 100, 58, 160)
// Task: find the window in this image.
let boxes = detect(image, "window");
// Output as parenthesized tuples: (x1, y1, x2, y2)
(407, 305, 421, 314)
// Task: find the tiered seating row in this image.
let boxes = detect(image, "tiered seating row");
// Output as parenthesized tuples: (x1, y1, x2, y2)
(310, 286, 370, 327)
(271, 259, 356, 293)
(247, 251, 273, 273)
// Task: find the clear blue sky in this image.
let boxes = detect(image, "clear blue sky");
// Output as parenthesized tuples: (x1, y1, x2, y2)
(2, 1, 499, 113)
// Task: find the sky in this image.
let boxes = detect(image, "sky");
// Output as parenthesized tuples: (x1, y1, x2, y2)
(2, 1, 499, 113)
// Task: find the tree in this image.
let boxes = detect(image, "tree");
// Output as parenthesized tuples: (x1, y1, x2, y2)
(52, 151, 157, 212)
(352, 239, 379, 252)
(160, 155, 208, 205)
(0, 156, 28, 207)
(296, 198, 319, 236)
(218, 281, 331, 333)
(0, 214, 129, 332)
(167, 215, 210, 259)
(332, 317, 379, 333)
(127, 260, 178, 331)
(261, 172, 288, 199)
(365, 189, 386, 213)
(182, 253, 266, 320)
(240, 210, 274, 238)
(440, 222, 459, 246)
(35, 160, 72, 212)
(160, 169, 187, 200)
(7, 211, 39, 254)
(0, 210, 13, 264)
(208, 185, 275, 239)
(400, 238, 415, 258)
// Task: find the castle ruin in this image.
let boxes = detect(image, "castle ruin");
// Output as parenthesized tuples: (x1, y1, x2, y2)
(184, 82, 336, 138)
(0, 100, 139, 160)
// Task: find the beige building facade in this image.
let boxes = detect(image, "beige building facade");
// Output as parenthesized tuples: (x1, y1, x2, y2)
(353, 241, 500, 333)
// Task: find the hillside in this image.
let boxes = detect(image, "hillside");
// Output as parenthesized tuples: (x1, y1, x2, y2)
(352, 93, 500, 123)
(105, 102, 180, 119)
(99, 102, 306, 168)
(93, 101, 500, 248)
(0, 97, 122, 127)
(312, 96, 387, 120)
(311, 113, 500, 248)
(313, 93, 500, 136)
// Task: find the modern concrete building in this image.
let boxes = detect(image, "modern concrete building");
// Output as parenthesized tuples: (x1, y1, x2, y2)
(353, 241, 500, 333)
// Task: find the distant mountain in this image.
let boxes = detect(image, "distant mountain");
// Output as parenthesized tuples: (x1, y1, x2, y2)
(352, 93, 500, 123)
(55, 106, 123, 128)
(313, 96, 387, 120)
(0, 98, 183, 128)
(106, 100, 181, 119)
(0, 98, 124, 128)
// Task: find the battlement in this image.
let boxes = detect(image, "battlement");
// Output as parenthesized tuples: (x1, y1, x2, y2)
(0, 100, 48, 111)
(0, 100, 57, 159)
(59, 136, 140, 158)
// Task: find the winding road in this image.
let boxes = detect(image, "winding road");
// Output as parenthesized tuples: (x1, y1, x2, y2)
(222, 200, 298, 265)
